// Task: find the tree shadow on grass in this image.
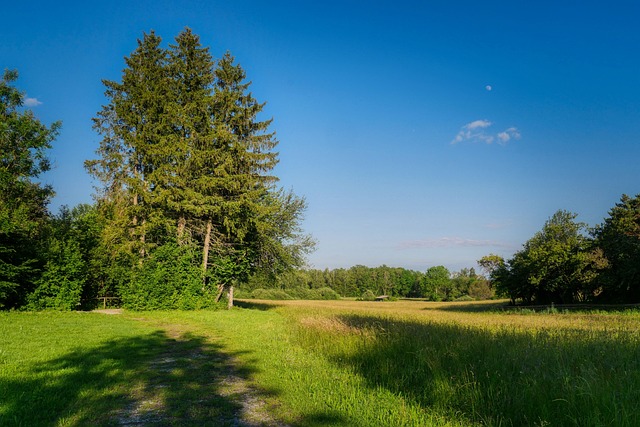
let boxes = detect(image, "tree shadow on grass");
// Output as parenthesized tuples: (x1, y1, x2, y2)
(434, 302, 640, 314)
(0, 329, 277, 426)
(327, 314, 640, 426)
(234, 300, 281, 311)
(424, 301, 510, 313)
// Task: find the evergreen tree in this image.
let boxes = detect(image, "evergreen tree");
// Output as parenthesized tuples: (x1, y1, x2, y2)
(203, 52, 282, 305)
(87, 29, 314, 309)
(88, 31, 171, 262)
(162, 28, 216, 243)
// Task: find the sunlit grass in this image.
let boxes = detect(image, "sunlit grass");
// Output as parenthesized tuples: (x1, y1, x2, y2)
(3, 301, 640, 426)
(257, 299, 640, 426)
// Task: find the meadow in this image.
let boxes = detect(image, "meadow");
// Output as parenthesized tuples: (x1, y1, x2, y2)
(2, 300, 640, 426)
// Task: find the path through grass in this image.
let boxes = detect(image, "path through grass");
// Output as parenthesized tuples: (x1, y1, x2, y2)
(2, 301, 640, 426)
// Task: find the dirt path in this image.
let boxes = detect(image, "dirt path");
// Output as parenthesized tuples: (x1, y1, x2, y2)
(94, 310, 285, 426)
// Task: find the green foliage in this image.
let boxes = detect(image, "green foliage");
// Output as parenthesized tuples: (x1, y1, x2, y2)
(0, 69, 59, 309)
(422, 266, 451, 301)
(248, 286, 340, 300)
(357, 289, 376, 301)
(250, 288, 294, 300)
(593, 194, 640, 302)
(467, 278, 494, 300)
(121, 243, 216, 310)
(496, 210, 608, 304)
(86, 29, 313, 308)
(27, 238, 84, 310)
(27, 205, 102, 310)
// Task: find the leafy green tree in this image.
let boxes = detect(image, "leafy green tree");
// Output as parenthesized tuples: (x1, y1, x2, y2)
(422, 266, 451, 301)
(477, 254, 505, 290)
(593, 194, 640, 302)
(0, 69, 59, 309)
(27, 205, 101, 310)
(499, 210, 606, 304)
(450, 268, 479, 300)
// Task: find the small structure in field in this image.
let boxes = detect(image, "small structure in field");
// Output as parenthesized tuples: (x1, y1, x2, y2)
(375, 295, 390, 301)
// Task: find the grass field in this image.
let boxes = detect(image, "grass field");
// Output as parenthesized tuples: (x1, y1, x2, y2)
(2, 300, 640, 426)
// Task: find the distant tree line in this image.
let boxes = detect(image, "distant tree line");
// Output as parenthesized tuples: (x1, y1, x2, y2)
(482, 201, 640, 305)
(239, 264, 494, 301)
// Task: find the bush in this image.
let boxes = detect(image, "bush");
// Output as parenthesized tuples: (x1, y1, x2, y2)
(245, 287, 341, 300)
(468, 279, 494, 300)
(357, 290, 376, 301)
(251, 288, 293, 300)
(120, 243, 217, 310)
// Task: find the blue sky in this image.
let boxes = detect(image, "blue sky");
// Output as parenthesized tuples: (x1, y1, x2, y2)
(3, 1, 640, 272)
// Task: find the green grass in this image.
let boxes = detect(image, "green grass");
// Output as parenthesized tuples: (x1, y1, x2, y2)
(2, 301, 640, 426)
(0, 312, 259, 426)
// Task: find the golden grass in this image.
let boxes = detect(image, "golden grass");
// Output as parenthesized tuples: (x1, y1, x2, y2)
(244, 298, 640, 334)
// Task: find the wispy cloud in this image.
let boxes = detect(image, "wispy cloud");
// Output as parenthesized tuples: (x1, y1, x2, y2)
(397, 237, 512, 250)
(24, 97, 42, 107)
(496, 127, 521, 144)
(466, 119, 492, 130)
(452, 120, 520, 145)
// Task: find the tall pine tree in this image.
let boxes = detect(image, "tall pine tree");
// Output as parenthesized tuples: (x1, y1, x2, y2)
(88, 31, 171, 263)
(87, 29, 314, 309)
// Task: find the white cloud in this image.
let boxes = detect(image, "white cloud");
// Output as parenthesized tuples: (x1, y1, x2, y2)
(452, 120, 521, 145)
(466, 119, 492, 130)
(24, 97, 42, 107)
(397, 237, 512, 250)
(496, 127, 521, 144)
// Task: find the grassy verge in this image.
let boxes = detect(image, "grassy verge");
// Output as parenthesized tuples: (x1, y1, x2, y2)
(0, 311, 266, 426)
(2, 301, 640, 426)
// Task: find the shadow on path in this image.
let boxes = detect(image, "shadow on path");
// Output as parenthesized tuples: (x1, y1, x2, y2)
(1, 328, 276, 426)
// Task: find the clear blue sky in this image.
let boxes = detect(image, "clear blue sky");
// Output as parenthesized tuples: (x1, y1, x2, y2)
(3, 1, 640, 272)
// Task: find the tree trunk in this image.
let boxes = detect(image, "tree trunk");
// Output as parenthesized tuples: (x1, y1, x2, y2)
(177, 216, 186, 245)
(132, 193, 145, 261)
(215, 284, 225, 302)
(227, 285, 234, 309)
(201, 218, 212, 289)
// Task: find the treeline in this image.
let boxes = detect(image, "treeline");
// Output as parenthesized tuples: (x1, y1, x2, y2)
(1, 29, 312, 310)
(240, 265, 494, 301)
(485, 202, 640, 305)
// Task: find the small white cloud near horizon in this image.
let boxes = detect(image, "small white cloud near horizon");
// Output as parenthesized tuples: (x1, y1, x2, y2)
(24, 97, 43, 107)
(452, 120, 521, 145)
(397, 237, 513, 250)
(485, 85, 492, 91)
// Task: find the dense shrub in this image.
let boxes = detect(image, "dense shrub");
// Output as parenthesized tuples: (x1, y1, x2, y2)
(248, 287, 340, 300)
(357, 290, 376, 301)
(251, 288, 294, 300)
(120, 243, 217, 310)
(467, 279, 494, 300)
